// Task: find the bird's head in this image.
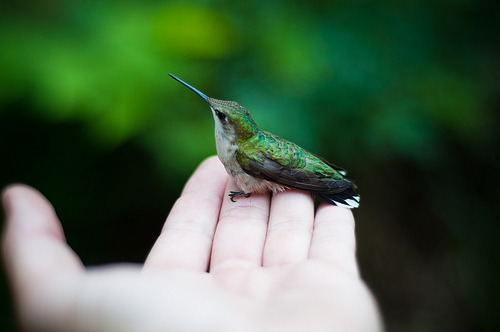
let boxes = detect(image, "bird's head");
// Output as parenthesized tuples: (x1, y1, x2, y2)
(169, 74, 258, 143)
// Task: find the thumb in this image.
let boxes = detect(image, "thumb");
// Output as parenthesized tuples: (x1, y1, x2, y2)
(2, 184, 83, 330)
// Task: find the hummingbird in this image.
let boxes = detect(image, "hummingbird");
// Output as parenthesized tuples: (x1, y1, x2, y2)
(169, 74, 360, 208)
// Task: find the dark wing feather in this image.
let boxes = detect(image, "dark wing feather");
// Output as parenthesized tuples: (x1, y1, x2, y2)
(235, 132, 360, 208)
(245, 157, 352, 194)
(235, 132, 355, 194)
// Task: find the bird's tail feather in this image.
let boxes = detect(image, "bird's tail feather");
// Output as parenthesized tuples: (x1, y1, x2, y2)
(316, 189, 360, 209)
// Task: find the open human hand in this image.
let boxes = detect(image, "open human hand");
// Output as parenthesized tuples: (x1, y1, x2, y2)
(2, 156, 383, 331)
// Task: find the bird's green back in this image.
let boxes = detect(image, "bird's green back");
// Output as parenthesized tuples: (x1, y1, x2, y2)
(237, 130, 346, 181)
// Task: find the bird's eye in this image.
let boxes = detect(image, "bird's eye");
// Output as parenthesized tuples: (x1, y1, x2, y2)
(215, 110, 227, 122)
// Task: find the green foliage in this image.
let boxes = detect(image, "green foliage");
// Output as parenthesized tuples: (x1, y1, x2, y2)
(1, 0, 498, 331)
(0, 1, 494, 170)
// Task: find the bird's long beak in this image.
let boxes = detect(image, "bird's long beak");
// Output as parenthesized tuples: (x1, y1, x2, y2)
(169, 74, 209, 104)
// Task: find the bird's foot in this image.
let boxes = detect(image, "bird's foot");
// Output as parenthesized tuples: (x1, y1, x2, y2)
(228, 191, 251, 202)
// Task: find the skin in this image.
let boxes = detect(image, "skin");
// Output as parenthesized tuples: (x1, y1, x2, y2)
(1, 156, 383, 331)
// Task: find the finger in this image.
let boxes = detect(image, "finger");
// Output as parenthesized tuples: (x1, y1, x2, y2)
(262, 189, 314, 267)
(144, 156, 229, 272)
(308, 203, 359, 276)
(209, 179, 270, 272)
(2, 184, 84, 281)
(1, 184, 83, 330)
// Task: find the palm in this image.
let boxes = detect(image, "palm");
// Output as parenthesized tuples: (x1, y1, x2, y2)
(2, 157, 382, 331)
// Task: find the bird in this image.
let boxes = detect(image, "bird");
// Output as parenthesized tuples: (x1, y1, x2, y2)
(169, 74, 360, 208)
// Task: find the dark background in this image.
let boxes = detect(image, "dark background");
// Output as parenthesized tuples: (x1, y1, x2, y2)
(1, 1, 499, 331)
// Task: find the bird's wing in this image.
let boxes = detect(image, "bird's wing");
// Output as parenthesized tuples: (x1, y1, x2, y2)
(236, 132, 353, 194)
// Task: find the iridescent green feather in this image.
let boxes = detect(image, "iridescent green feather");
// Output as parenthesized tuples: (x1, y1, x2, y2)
(208, 98, 258, 140)
(236, 131, 346, 182)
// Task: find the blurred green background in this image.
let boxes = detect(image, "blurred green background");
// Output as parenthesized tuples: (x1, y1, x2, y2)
(1, 0, 498, 330)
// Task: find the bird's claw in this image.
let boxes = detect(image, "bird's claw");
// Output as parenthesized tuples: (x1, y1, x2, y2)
(228, 191, 251, 202)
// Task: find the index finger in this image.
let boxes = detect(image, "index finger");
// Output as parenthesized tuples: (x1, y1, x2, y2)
(144, 156, 229, 272)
